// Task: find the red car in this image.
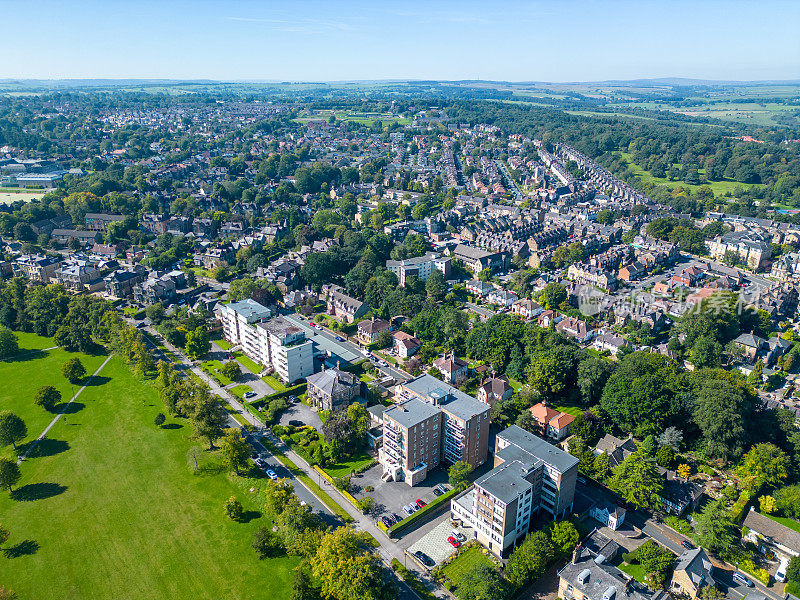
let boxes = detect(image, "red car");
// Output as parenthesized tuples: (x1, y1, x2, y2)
(447, 536, 460, 548)
(416, 499, 427, 509)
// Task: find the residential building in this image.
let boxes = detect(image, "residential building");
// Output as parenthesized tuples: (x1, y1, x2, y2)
(386, 252, 451, 286)
(433, 353, 469, 384)
(133, 276, 176, 304)
(708, 231, 772, 270)
(103, 269, 146, 298)
(322, 284, 370, 323)
(358, 318, 391, 344)
(466, 279, 494, 297)
(392, 331, 422, 358)
(13, 255, 62, 282)
(219, 299, 272, 359)
(512, 298, 543, 319)
(589, 500, 626, 530)
(670, 548, 715, 600)
(381, 375, 491, 486)
(558, 544, 657, 600)
(255, 316, 314, 384)
(451, 425, 578, 557)
(476, 376, 512, 406)
(306, 367, 361, 412)
(743, 509, 800, 561)
(452, 244, 505, 274)
(733, 332, 766, 362)
(85, 213, 126, 232)
(529, 403, 575, 441)
(556, 316, 595, 343)
(487, 288, 519, 308)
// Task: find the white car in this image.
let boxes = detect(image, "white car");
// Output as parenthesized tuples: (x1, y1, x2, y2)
(265, 469, 278, 480)
(776, 558, 789, 583)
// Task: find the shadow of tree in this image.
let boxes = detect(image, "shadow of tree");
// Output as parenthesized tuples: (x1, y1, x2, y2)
(8, 349, 48, 363)
(10, 482, 68, 502)
(53, 402, 85, 415)
(161, 423, 183, 430)
(3, 539, 39, 558)
(240, 510, 262, 523)
(83, 375, 110, 387)
(20, 438, 69, 459)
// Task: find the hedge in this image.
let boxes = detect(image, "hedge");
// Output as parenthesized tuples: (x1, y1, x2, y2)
(388, 487, 461, 536)
(314, 465, 362, 509)
(735, 558, 770, 586)
(730, 482, 762, 523)
(391, 558, 436, 600)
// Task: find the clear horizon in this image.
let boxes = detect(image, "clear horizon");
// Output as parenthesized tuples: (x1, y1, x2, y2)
(3, 0, 800, 82)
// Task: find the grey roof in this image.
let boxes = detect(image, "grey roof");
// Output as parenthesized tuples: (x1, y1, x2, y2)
(402, 374, 490, 422)
(674, 548, 713, 589)
(226, 298, 270, 320)
(559, 555, 653, 600)
(743, 510, 800, 553)
(383, 397, 441, 429)
(734, 332, 766, 348)
(475, 458, 535, 504)
(306, 368, 359, 398)
(257, 316, 303, 338)
(498, 425, 579, 473)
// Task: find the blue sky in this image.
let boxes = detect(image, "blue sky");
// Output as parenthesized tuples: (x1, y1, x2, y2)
(3, 0, 799, 81)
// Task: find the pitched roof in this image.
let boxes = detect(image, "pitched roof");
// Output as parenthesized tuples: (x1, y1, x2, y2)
(743, 510, 800, 554)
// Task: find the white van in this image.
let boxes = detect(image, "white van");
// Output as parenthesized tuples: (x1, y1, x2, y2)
(776, 557, 789, 583)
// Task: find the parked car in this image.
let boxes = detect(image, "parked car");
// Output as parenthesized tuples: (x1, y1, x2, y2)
(288, 420, 304, 427)
(452, 531, 466, 543)
(335, 336, 344, 342)
(381, 516, 392, 528)
(733, 572, 754, 587)
(402, 506, 413, 516)
(416, 499, 427, 509)
(776, 558, 789, 583)
(681, 540, 694, 550)
(433, 487, 443, 497)
(435, 484, 446, 494)
(243, 391, 257, 399)
(265, 469, 278, 480)
(391, 513, 401, 524)
(447, 536, 460, 548)
(414, 551, 434, 568)
(407, 503, 419, 513)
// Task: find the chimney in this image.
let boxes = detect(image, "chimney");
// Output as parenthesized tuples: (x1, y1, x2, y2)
(572, 542, 581, 564)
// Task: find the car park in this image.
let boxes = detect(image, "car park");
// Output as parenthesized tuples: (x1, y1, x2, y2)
(733, 572, 754, 587)
(447, 536, 460, 548)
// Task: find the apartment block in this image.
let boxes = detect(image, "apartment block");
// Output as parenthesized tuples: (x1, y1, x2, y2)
(386, 252, 451, 286)
(219, 299, 272, 359)
(255, 316, 314, 384)
(380, 375, 490, 486)
(451, 425, 578, 557)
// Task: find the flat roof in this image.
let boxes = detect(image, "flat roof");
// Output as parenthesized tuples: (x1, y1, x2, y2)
(498, 425, 579, 473)
(402, 374, 490, 422)
(384, 398, 440, 429)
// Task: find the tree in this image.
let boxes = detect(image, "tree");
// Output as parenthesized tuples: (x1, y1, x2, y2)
(677, 463, 691, 479)
(656, 445, 675, 469)
(191, 396, 227, 449)
(541, 282, 567, 309)
(291, 567, 320, 600)
(775, 485, 800, 519)
(694, 499, 738, 556)
(759, 495, 776, 514)
(220, 428, 250, 475)
(699, 585, 724, 600)
(264, 477, 295, 515)
(634, 540, 675, 587)
(220, 360, 241, 382)
(0, 411, 26, 450)
(549, 521, 579, 556)
(609, 444, 664, 510)
(657, 427, 683, 451)
(693, 377, 755, 462)
(224, 496, 244, 521)
(787, 555, 800, 584)
(449, 460, 473, 490)
(34, 385, 61, 412)
(0, 327, 18, 359)
(0, 458, 21, 492)
(425, 269, 448, 300)
(457, 563, 508, 600)
(154, 413, 166, 428)
(313, 528, 396, 600)
(185, 326, 210, 359)
(747, 360, 763, 387)
(593, 451, 612, 481)
(252, 526, 282, 559)
(740, 443, 790, 487)
(577, 357, 615, 407)
(62, 357, 86, 383)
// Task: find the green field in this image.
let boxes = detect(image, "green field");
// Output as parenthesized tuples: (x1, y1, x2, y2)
(619, 562, 647, 584)
(234, 352, 261, 375)
(617, 152, 760, 196)
(440, 547, 497, 591)
(0, 348, 299, 600)
(0, 343, 107, 460)
(200, 359, 235, 386)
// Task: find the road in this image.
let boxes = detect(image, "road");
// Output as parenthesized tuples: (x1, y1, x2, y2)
(628, 513, 785, 600)
(136, 321, 435, 599)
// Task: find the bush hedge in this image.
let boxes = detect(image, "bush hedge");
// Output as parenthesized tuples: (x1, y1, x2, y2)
(388, 488, 460, 536)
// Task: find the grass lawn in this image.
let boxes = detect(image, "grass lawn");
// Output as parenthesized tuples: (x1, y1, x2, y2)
(441, 547, 496, 590)
(765, 513, 800, 534)
(214, 338, 232, 351)
(0, 355, 299, 600)
(322, 453, 376, 479)
(229, 384, 253, 401)
(201, 359, 234, 386)
(556, 405, 583, 417)
(0, 341, 107, 460)
(619, 562, 647, 585)
(14, 331, 57, 351)
(234, 352, 261, 374)
(261, 374, 288, 393)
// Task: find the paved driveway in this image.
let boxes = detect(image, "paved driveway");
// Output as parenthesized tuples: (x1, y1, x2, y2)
(278, 400, 323, 430)
(354, 462, 450, 517)
(407, 519, 473, 566)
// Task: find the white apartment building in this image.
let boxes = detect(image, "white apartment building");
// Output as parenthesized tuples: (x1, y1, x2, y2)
(385, 252, 451, 286)
(255, 317, 314, 384)
(219, 299, 272, 358)
(451, 425, 578, 558)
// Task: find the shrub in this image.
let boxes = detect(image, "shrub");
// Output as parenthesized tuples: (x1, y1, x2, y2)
(365, 485, 374, 492)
